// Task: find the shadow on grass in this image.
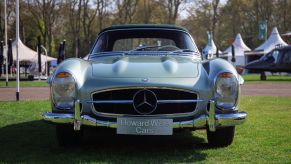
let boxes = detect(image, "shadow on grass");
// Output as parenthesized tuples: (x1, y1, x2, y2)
(0, 121, 210, 163)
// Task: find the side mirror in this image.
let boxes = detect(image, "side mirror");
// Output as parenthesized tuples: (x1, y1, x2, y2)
(83, 54, 89, 60)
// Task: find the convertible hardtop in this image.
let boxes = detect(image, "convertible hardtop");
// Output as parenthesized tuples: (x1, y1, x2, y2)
(99, 24, 189, 35)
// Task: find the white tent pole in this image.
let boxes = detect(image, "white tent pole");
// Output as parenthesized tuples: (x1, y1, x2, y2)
(37, 46, 40, 81)
(16, 0, 20, 101)
(41, 45, 48, 77)
(4, 0, 8, 86)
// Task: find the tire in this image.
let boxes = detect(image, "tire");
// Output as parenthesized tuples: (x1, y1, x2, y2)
(207, 126, 235, 147)
(56, 124, 83, 146)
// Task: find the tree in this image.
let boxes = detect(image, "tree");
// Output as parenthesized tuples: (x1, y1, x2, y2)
(211, 0, 220, 37)
(1, 0, 290, 57)
(115, 0, 139, 24)
(82, 0, 99, 51)
(158, 0, 185, 24)
(63, 0, 82, 57)
(27, 0, 61, 56)
(96, 0, 108, 31)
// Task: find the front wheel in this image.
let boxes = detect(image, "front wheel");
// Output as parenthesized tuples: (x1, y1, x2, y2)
(207, 126, 235, 147)
(56, 124, 83, 146)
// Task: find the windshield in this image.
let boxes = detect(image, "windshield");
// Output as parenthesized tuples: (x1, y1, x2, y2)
(91, 29, 199, 56)
(261, 50, 280, 64)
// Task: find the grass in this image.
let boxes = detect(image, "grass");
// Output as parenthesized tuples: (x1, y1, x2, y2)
(0, 97, 290, 163)
(0, 80, 48, 87)
(243, 74, 291, 83)
(2, 74, 291, 87)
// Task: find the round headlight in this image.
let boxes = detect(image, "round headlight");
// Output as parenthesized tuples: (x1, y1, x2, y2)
(51, 72, 76, 109)
(215, 72, 239, 110)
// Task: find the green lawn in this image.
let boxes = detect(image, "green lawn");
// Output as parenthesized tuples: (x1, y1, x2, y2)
(1, 74, 290, 87)
(243, 74, 291, 82)
(0, 97, 290, 163)
(0, 80, 48, 87)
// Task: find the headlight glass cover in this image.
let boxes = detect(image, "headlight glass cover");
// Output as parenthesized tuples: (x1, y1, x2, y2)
(51, 72, 76, 109)
(215, 72, 238, 110)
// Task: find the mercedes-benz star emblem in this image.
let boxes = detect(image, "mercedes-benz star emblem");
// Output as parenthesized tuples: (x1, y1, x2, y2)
(133, 89, 157, 115)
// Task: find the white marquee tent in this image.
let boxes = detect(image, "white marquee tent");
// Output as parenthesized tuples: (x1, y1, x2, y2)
(11, 39, 56, 62)
(254, 27, 288, 53)
(10, 39, 56, 75)
(222, 33, 251, 66)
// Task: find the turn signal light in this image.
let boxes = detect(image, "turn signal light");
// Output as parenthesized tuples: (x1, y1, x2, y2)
(56, 72, 71, 78)
(219, 72, 234, 78)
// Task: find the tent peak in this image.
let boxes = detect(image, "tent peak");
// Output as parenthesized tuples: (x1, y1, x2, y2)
(271, 27, 279, 35)
(223, 33, 251, 54)
(254, 26, 287, 53)
(235, 33, 242, 39)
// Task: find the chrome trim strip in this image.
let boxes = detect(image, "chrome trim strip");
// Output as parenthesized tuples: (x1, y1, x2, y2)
(87, 99, 204, 104)
(90, 28, 200, 57)
(207, 100, 216, 132)
(215, 112, 247, 127)
(74, 100, 81, 131)
(87, 100, 133, 104)
(43, 112, 74, 123)
(157, 99, 204, 104)
(43, 100, 246, 131)
(42, 111, 247, 130)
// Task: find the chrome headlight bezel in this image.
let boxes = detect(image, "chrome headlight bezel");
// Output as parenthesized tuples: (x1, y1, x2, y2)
(51, 72, 77, 110)
(214, 72, 239, 111)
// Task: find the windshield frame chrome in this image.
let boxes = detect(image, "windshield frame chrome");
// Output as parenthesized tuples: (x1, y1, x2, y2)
(89, 28, 201, 59)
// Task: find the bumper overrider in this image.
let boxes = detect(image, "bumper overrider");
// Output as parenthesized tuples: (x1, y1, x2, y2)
(43, 100, 247, 133)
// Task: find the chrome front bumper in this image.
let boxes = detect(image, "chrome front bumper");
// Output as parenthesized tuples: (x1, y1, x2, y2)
(43, 100, 247, 132)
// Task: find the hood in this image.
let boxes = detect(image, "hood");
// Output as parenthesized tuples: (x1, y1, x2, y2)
(91, 55, 200, 78)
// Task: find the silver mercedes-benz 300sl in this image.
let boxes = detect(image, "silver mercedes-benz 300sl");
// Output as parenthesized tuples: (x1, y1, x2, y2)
(43, 24, 247, 147)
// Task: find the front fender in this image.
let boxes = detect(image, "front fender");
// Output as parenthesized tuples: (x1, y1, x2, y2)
(207, 58, 240, 82)
(204, 58, 242, 112)
(51, 58, 91, 90)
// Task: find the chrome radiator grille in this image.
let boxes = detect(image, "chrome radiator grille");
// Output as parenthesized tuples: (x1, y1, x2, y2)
(91, 88, 198, 115)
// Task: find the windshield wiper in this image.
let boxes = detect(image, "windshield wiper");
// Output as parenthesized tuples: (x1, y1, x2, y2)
(167, 49, 199, 55)
(89, 52, 124, 58)
(90, 48, 200, 58)
(127, 45, 161, 53)
(169, 49, 195, 53)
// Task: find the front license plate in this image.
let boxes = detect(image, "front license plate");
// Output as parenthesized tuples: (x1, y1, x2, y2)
(117, 118, 173, 135)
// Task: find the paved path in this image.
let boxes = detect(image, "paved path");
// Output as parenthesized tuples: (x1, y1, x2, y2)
(240, 83, 291, 96)
(0, 83, 291, 101)
(0, 87, 50, 101)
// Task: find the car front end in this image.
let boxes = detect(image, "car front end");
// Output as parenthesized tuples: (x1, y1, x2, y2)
(43, 25, 247, 146)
